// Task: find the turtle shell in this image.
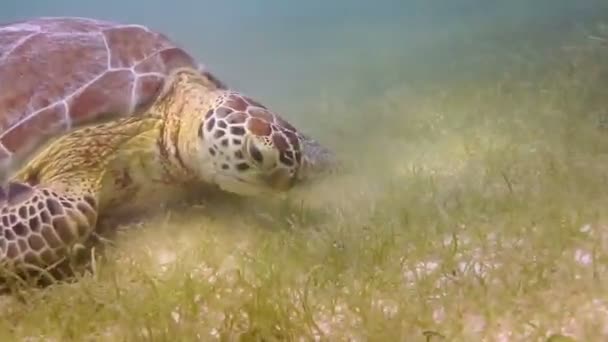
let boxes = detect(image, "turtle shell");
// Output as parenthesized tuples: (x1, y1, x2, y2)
(0, 16, 208, 176)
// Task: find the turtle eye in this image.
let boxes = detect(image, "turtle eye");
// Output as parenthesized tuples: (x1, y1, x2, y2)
(244, 136, 278, 171)
(248, 142, 264, 164)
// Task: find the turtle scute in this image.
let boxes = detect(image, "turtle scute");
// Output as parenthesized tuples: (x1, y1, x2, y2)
(0, 16, 203, 179)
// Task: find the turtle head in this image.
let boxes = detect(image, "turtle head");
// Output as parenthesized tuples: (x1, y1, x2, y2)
(194, 89, 335, 196)
(166, 68, 336, 196)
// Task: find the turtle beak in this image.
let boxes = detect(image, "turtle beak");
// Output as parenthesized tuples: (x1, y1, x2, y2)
(264, 168, 296, 191)
(296, 137, 339, 183)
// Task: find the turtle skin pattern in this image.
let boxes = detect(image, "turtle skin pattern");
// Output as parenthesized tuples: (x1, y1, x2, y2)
(0, 181, 97, 269)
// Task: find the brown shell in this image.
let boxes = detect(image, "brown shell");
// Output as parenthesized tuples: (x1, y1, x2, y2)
(0, 16, 206, 174)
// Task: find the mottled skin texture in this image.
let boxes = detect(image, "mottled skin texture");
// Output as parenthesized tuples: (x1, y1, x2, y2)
(0, 67, 331, 275)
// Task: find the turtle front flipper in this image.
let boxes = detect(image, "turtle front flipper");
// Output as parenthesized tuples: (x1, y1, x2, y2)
(0, 180, 98, 278)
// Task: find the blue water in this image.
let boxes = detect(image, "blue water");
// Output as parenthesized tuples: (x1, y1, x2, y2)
(3, 1, 608, 132)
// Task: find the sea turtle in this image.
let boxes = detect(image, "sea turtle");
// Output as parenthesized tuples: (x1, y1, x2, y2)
(0, 17, 335, 279)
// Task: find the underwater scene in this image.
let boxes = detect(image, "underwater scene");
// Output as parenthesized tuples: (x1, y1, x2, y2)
(2, 1, 608, 340)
